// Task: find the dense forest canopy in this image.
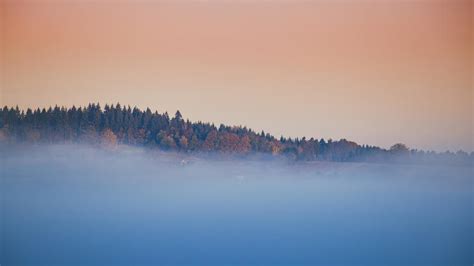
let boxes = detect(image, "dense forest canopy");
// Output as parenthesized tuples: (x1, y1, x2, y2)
(1, 104, 472, 164)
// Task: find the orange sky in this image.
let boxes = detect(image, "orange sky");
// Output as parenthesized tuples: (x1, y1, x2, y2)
(1, 0, 472, 151)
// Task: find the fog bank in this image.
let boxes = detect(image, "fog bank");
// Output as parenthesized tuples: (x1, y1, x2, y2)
(1, 144, 472, 265)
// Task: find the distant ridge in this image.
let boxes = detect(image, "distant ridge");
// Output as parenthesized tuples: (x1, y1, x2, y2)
(1, 104, 472, 164)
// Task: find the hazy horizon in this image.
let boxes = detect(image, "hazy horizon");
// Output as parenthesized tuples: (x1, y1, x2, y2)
(1, 0, 473, 152)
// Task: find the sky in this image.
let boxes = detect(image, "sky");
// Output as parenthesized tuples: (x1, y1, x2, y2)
(0, 0, 472, 152)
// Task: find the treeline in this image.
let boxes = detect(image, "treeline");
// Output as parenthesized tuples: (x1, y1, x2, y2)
(1, 104, 472, 164)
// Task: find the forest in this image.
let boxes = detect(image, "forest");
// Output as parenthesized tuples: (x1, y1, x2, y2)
(0, 104, 472, 164)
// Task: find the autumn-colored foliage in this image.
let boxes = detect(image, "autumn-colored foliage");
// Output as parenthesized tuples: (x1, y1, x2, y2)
(101, 128, 117, 148)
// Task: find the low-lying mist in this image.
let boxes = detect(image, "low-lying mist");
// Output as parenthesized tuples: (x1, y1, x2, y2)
(1, 144, 472, 265)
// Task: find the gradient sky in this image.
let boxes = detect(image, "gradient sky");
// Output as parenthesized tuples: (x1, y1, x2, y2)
(1, 0, 472, 152)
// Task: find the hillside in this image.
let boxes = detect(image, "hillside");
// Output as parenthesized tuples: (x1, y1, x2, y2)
(1, 104, 472, 164)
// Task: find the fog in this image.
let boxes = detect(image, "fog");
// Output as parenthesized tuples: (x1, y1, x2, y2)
(1, 145, 472, 265)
